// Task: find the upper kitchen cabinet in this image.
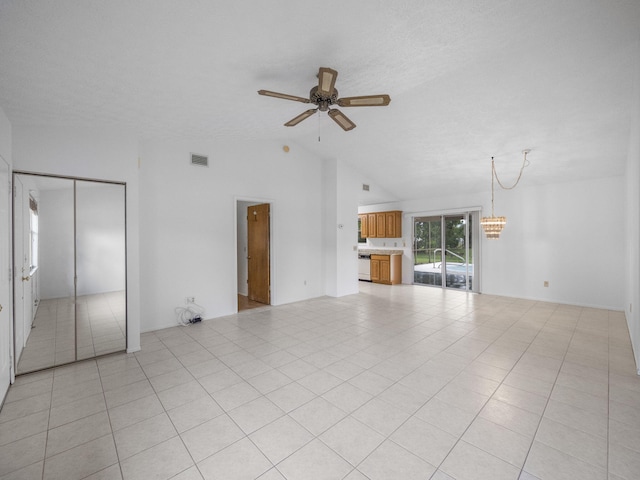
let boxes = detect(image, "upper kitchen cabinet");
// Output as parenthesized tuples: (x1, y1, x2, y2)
(367, 213, 377, 238)
(360, 210, 402, 238)
(385, 211, 401, 238)
(359, 214, 368, 238)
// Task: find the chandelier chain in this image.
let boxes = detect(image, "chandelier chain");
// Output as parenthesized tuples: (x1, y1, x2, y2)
(493, 150, 530, 191)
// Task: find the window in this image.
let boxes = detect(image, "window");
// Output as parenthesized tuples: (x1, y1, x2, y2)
(357, 216, 366, 243)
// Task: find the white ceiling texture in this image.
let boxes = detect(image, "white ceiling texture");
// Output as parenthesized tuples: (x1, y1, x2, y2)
(1, 0, 638, 203)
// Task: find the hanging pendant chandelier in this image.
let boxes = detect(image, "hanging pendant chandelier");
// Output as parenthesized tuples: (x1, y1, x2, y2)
(480, 150, 530, 239)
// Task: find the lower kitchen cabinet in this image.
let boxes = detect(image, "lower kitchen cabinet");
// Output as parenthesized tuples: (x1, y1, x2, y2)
(370, 254, 401, 285)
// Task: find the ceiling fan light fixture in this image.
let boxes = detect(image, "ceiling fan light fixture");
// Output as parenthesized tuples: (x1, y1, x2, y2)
(328, 109, 356, 131)
(284, 108, 317, 127)
(318, 67, 338, 95)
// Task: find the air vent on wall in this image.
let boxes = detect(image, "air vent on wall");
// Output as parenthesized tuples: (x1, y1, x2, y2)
(190, 153, 209, 167)
(362, 184, 370, 191)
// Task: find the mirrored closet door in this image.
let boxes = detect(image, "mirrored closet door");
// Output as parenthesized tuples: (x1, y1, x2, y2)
(13, 172, 127, 374)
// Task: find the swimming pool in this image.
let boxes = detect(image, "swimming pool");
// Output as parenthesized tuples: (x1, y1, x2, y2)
(414, 263, 473, 288)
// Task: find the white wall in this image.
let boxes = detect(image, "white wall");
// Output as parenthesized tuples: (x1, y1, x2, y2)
(39, 183, 126, 299)
(12, 126, 141, 352)
(0, 108, 10, 162)
(323, 158, 360, 298)
(625, 36, 640, 373)
(336, 160, 361, 296)
(365, 175, 626, 310)
(322, 159, 338, 297)
(138, 138, 325, 332)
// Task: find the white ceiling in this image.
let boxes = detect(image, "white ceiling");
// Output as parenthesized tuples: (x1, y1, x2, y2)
(1, 0, 638, 203)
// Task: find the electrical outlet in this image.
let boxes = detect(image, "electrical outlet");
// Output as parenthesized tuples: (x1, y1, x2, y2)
(186, 297, 195, 304)
(543, 281, 549, 288)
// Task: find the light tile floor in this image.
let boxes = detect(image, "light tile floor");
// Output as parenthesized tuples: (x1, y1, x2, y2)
(1, 283, 639, 480)
(17, 291, 127, 374)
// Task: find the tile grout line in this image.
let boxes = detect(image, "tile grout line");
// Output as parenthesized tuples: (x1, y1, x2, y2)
(421, 300, 557, 479)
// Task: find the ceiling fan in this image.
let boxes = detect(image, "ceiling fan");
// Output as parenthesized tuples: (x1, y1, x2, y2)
(258, 67, 391, 131)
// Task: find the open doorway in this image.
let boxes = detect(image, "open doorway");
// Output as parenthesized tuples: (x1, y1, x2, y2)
(236, 200, 271, 312)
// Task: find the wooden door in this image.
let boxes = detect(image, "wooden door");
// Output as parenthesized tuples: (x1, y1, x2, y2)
(247, 203, 270, 304)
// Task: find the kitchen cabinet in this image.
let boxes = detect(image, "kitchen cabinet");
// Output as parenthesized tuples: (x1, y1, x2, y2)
(370, 254, 401, 285)
(367, 213, 377, 238)
(359, 214, 368, 238)
(376, 213, 386, 238)
(360, 210, 402, 238)
(385, 211, 401, 238)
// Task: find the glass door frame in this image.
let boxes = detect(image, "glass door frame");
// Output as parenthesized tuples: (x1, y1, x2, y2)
(412, 209, 480, 292)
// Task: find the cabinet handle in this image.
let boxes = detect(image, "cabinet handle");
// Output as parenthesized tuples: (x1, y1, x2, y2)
(22, 276, 30, 282)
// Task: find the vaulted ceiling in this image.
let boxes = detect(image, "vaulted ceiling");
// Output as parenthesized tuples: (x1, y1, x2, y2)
(1, 0, 638, 203)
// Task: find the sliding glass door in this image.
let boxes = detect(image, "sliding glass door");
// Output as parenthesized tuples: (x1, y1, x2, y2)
(413, 212, 478, 292)
(13, 172, 127, 374)
(413, 217, 443, 286)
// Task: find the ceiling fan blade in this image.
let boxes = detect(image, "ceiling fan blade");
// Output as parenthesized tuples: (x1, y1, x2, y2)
(284, 109, 317, 127)
(328, 109, 356, 131)
(258, 90, 310, 104)
(318, 67, 338, 96)
(337, 94, 391, 107)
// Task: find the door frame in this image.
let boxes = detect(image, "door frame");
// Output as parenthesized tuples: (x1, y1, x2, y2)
(0, 154, 13, 402)
(11, 175, 27, 367)
(235, 197, 275, 311)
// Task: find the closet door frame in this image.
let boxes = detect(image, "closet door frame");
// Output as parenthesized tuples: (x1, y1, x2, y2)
(12, 170, 127, 374)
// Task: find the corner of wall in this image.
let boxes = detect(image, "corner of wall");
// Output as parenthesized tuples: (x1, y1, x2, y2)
(624, 34, 640, 375)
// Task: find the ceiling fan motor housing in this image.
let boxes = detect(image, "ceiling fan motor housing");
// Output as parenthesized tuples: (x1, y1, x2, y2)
(310, 86, 338, 111)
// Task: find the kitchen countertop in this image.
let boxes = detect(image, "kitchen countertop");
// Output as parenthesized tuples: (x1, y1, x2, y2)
(358, 249, 403, 255)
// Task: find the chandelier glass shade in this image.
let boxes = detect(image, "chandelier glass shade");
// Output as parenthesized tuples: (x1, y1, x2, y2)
(480, 215, 506, 239)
